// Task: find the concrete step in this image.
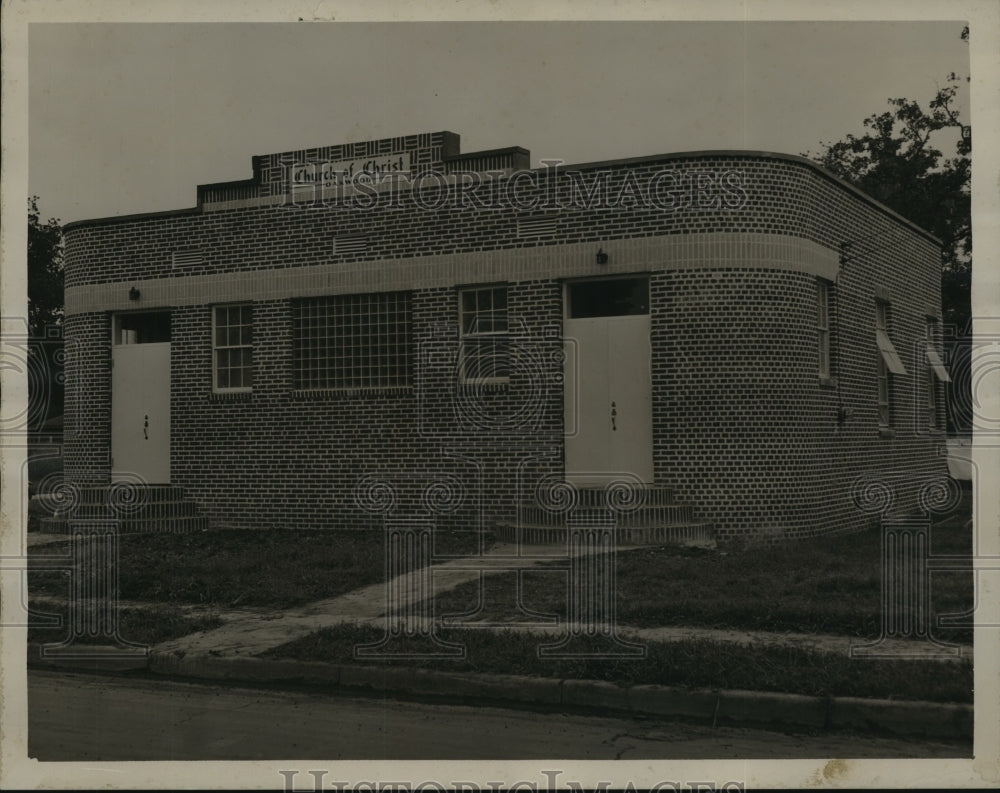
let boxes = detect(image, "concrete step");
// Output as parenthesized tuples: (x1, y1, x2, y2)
(50, 501, 203, 520)
(70, 483, 192, 505)
(37, 514, 210, 535)
(513, 483, 712, 546)
(519, 503, 694, 527)
(35, 483, 210, 535)
(562, 485, 677, 508)
(495, 522, 715, 548)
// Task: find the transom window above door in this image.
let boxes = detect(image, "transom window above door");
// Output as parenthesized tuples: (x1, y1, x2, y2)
(567, 277, 649, 318)
(112, 312, 171, 345)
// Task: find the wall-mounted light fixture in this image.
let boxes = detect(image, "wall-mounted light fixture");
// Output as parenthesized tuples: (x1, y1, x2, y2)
(128, 287, 141, 301)
(596, 248, 608, 265)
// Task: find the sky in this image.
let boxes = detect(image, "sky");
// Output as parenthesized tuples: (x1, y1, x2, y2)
(27, 20, 972, 225)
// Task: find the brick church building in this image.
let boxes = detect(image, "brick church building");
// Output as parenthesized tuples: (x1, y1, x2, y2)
(57, 131, 952, 543)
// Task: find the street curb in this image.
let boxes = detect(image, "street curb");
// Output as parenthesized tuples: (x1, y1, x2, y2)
(28, 643, 150, 672)
(136, 651, 973, 740)
(28, 646, 972, 740)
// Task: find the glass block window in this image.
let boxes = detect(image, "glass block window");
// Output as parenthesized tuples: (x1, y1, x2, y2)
(458, 286, 510, 383)
(213, 304, 253, 392)
(293, 292, 411, 389)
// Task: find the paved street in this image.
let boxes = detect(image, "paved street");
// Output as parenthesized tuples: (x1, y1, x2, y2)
(28, 670, 971, 761)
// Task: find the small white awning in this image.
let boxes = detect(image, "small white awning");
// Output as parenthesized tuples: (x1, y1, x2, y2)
(926, 345, 952, 382)
(876, 329, 908, 375)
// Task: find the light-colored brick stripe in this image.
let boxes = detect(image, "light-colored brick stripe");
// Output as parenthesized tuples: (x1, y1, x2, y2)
(65, 231, 838, 315)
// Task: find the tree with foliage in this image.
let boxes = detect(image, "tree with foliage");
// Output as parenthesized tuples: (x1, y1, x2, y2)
(27, 195, 65, 426)
(805, 75, 970, 330)
(28, 195, 65, 337)
(804, 31, 971, 432)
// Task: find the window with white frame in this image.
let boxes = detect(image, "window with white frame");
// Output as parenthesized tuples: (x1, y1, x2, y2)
(875, 299, 907, 427)
(817, 280, 831, 378)
(213, 304, 253, 392)
(293, 291, 411, 390)
(458, 285, 510, 383)
(925, 318, 951, 428)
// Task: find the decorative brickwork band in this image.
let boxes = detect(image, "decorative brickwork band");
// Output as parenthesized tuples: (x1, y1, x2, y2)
(64, 233, 841, 315)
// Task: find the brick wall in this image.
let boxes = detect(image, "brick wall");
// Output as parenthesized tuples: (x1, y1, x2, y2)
(652, 266, 945, 542)
(62, 312, 111, 485)
(62, 148, 949, 540)
(166, 285, 564, 531)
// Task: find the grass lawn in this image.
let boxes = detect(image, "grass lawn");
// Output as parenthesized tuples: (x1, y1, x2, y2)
(27, 603, 223, 647)
(434, 490, 974, 643)
(264, 493, 974, 706)
(29, 528, 491, 609)
(264, 622, 974, 704)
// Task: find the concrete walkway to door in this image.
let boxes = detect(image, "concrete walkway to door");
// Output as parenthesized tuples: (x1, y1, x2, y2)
(151, 541, 586, 658)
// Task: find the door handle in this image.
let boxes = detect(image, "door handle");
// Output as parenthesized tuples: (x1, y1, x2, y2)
(144, 414, 149, 440)
(611, 401, 617, 431)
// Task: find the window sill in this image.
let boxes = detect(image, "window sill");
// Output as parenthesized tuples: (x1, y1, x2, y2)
(878, 427, 896, 439)
(209, 390, 252, 401)
(291, 386, 413, 399)
(457, 379, 510, 392)
(818, 376, 838, 389)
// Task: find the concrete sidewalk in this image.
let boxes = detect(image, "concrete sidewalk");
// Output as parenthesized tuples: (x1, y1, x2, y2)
(30, 591, 972, 663)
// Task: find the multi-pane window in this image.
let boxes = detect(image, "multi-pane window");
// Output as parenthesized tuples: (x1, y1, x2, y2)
(817, 280, 831, 378)
(213, 304, 253, 392)
(925, 319, 951, 428)
(293, 292, 411, 389)
(458, 286, 510, 383)
(875, 299, 907, 427)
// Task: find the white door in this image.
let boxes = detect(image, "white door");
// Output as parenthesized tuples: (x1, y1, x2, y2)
(607, 314, 652, 479)
(564, 279, 652, 486)
(112, 341, 171, 484)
